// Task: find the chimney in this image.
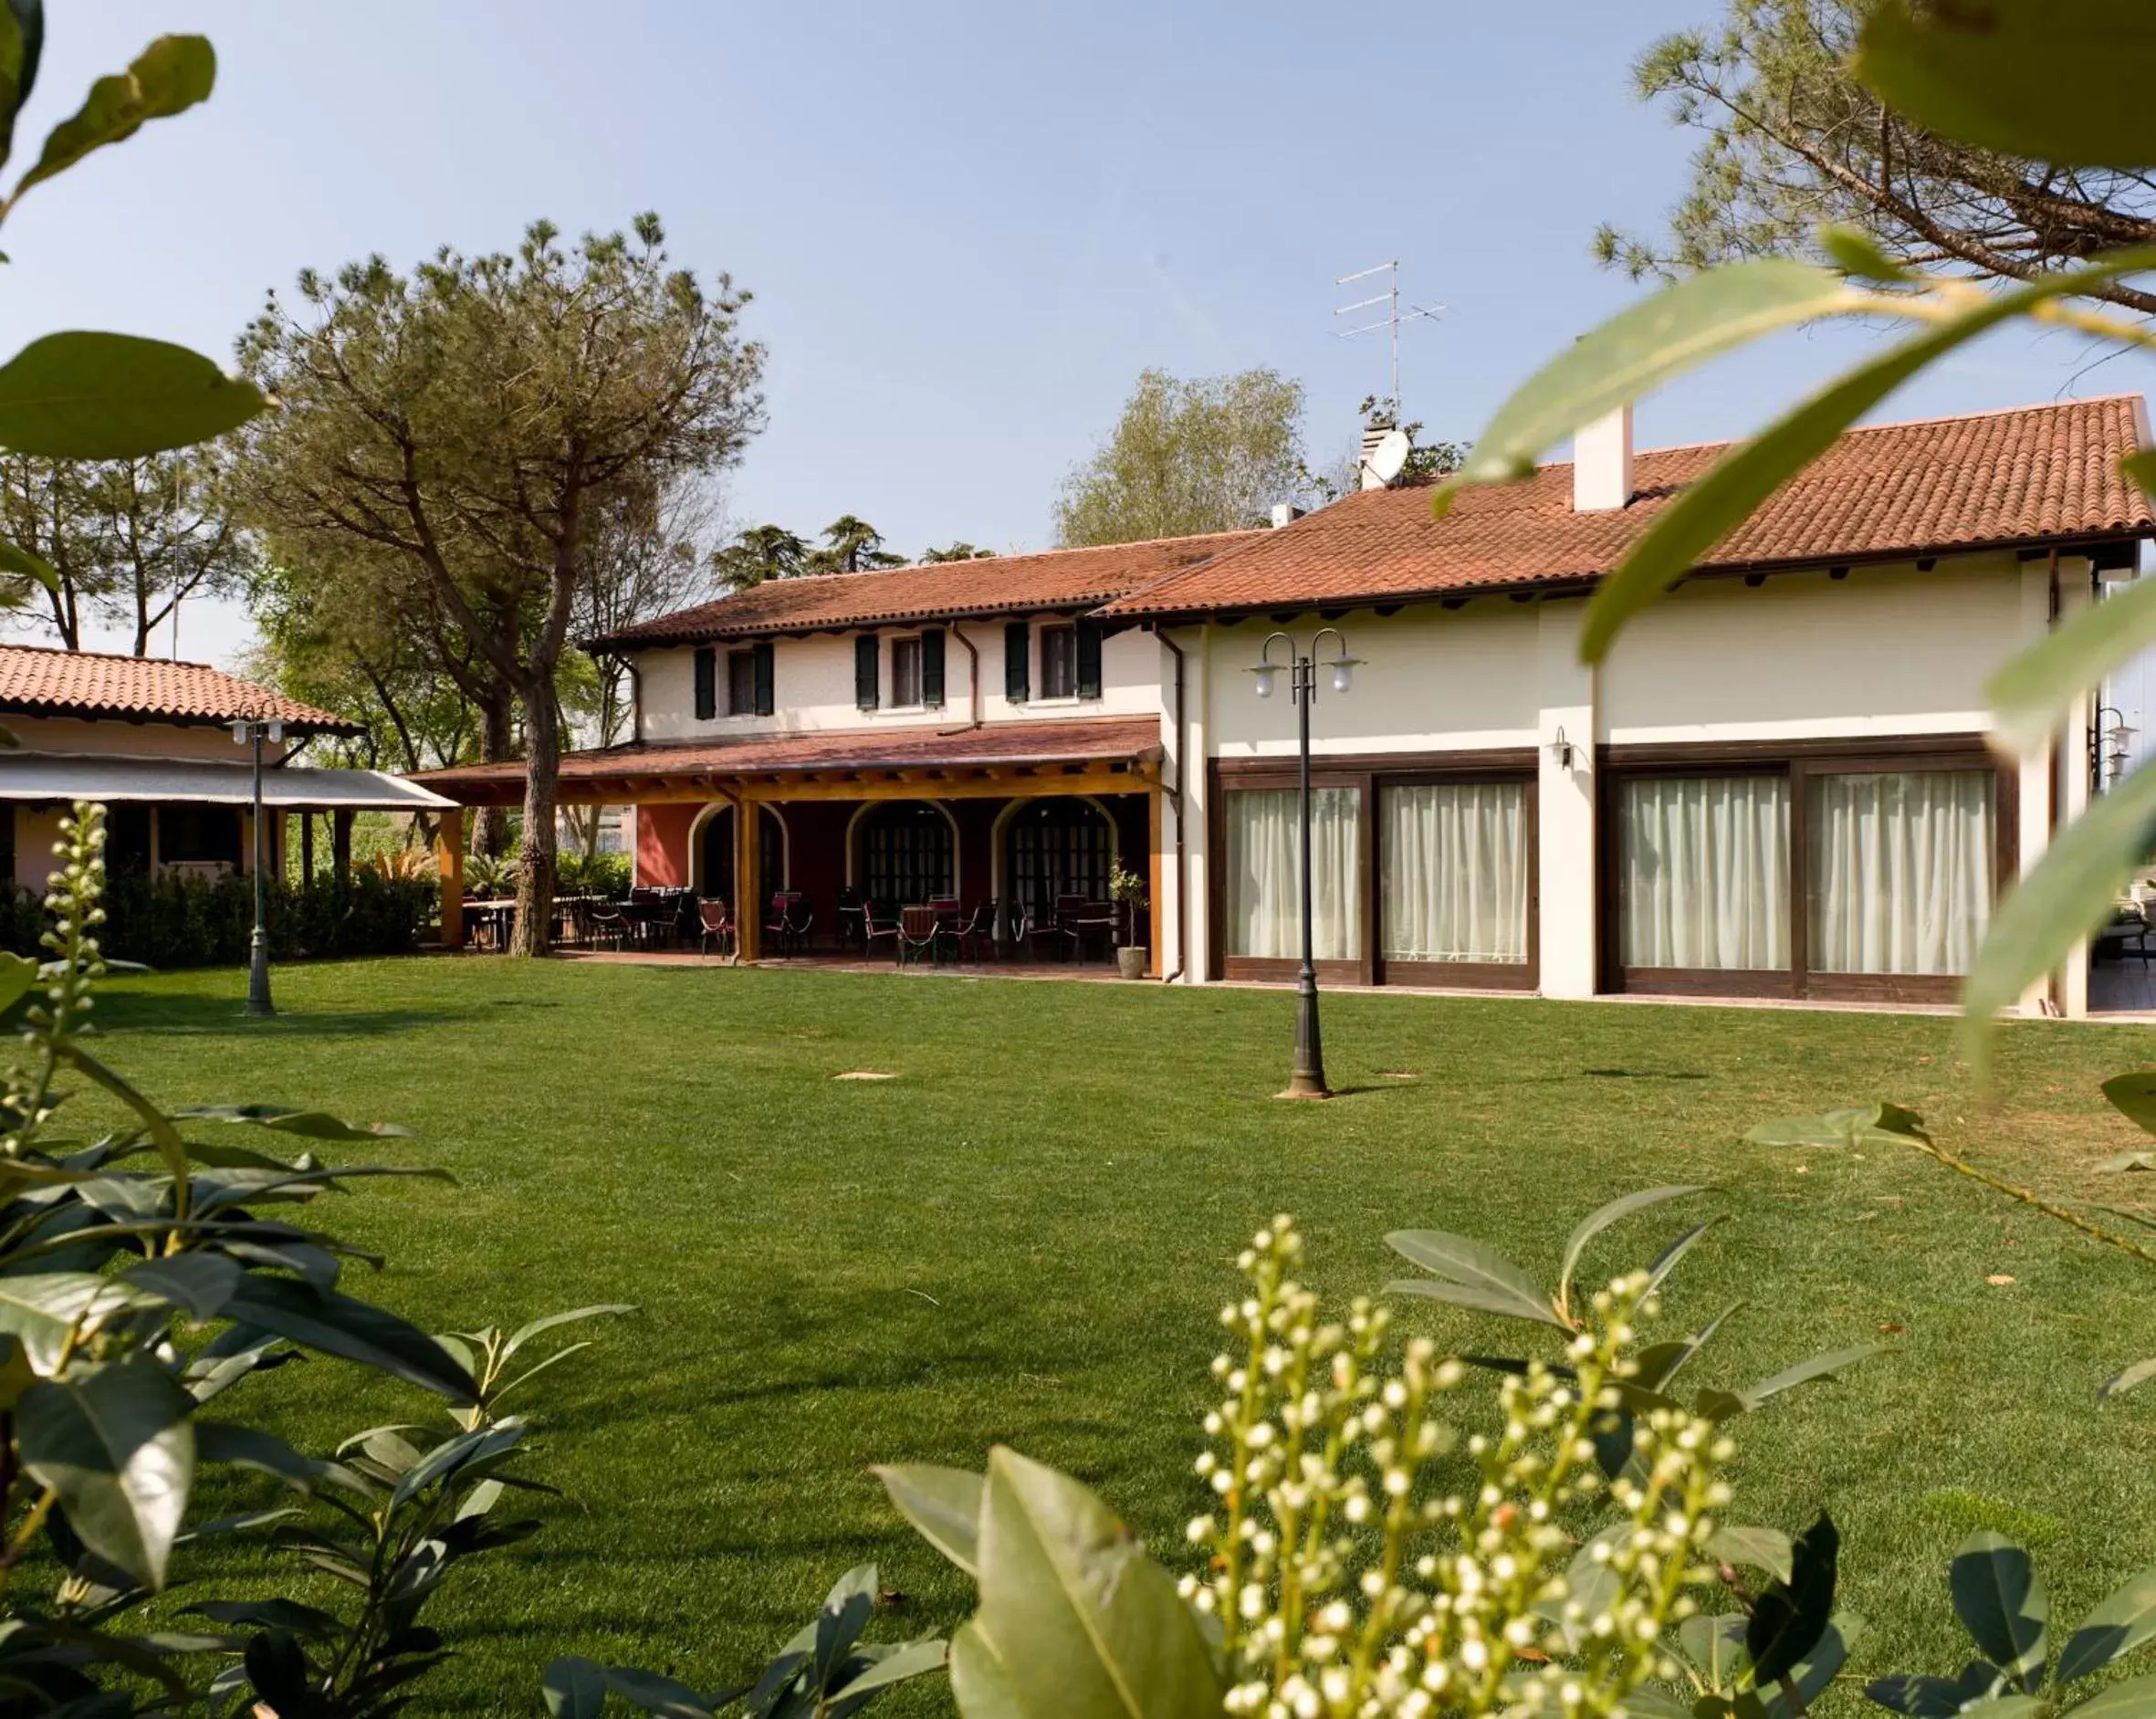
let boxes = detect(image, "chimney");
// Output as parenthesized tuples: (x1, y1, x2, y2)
(1359, 423, 1393, 491)
(1271, 503, 1306, 529)
(1573, 404, 1634, 511)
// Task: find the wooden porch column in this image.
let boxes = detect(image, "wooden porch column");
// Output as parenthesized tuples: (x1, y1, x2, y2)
(434, 806, 466, 949)
(735, 791, 761, 963)
(1147, 785, 1165, 979)
(331, 810, 352, 884)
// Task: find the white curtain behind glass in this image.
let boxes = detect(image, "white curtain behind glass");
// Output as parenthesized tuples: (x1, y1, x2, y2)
(1226, 788, 1363, 959)
(1807, 771, 1993, 975)
(1380, 782, 1528, 963)
(1620, 777, 1790, 970)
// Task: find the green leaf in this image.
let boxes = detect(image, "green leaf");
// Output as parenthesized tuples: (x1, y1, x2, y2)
(1560, 1525, 1631, 1654)
(594, 1665, 711, 1718)
(1964, 757, 2156, 1044)
(837, 1638, 947, 1700)
(1383, 1229, 1561, 1327)
(0, 949, 34, 1014)
(0, 3, 34, 169)
(1747, 1513, 1837, 1687)
(223, 1274, 476, 1403)
(2102, 1358, 2156, 1402)
(497, 1303, 633, 1366)
(388, 1418, 525, 1513)
(1732, 1345, 1883, 1413)
(2103, 1074, 2156, 1142)
(1559, 1185, 1703, 1310)
(969, 1444, 1221, 1718)
(0, 539, 53, 592)
(172, 1103, 416, 1141)
(0, 1271, 150, 1371)
(1855, 1, 2156, 171)
(120, 1253, 239, 1320)
(1989, 525, 2156, 759)
(1819, 225, 1915, 285)
(2066, 1672, 2156, 1719)
(2058, 1565, 2156, 1684)
(949, 1619, 1024, 1719)
(542, 1655, 608, 1719)
(1577, 247, 2156, 666)
(1441, 260, 1858, 492)
(13, 35, 215, 199)
(0, 331, 267, 459)
(1762, 1616, 1866, 1719)
(1952, 1532, 2049, 1692)
(875, 1463, 985, 1577)
(1647, 1221, 1719, 1294)
(1866, 1664, 2004, 1715)
(1680, 1614, 1753, 1692)
(1709, 1525, 1794, 1585)
(17, 1357, 194, 1589)
(191, 1598, 342, 1640)
(814, 1564, 879, 1696)
(1744, 1104, 1931, 1151)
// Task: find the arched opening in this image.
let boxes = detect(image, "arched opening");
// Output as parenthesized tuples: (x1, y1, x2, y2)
(695, 802, 787, 906)
(856, 800, 955, 905)
(1003, 797, 1114, 923)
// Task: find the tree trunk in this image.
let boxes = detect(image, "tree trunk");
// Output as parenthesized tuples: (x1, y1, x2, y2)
(509, 686, 560, 958)
(476, 687, 514, 857)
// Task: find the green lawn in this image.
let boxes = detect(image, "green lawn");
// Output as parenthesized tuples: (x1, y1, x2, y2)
(69, 959, 2156, 1714)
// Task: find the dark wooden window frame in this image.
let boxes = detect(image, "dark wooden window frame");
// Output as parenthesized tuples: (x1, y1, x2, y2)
(1597, 732, 2016, 1005)
(1040, 624, 1079, 700)
(1210, 749, 1540, 991)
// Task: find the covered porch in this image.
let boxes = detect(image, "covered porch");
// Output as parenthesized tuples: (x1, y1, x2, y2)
(413, 716, 1168, 969)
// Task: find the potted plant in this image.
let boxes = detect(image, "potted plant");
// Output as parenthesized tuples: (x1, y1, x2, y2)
(1109, 861, 1149, 980)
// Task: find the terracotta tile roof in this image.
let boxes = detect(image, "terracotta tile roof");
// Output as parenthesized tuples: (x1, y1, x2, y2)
(414, 714, 1162, 802)
(1103, 396, 2155, 619)
(592, 530, 1264, 648)
(0, 643, 359, 733)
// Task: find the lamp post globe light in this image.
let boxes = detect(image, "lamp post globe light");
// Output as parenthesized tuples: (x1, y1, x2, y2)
(1247, 627, 1362, 1099)
(230, 714, 284, 1017)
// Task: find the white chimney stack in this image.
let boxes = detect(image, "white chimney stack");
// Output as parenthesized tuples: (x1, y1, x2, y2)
(1573, 404, 1634, 512)
(1360, 423, 1392, 492)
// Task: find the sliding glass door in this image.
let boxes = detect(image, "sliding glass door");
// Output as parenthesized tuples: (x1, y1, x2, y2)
(1806, 770, 1994, 979)
(1223, 786, 1363, 964)
(1617, 776, 1790, 978)
(1379, 781, 1534, 985)
(1608, 745, 2005, 1001)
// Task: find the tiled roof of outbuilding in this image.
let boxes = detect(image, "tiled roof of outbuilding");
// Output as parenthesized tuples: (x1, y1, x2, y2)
(0, 644, 357, 732)
(1103, 396, 2154, 619)
(591, 530, 1264, 647)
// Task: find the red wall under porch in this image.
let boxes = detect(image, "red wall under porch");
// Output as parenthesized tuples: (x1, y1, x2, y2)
(634, 803, 696, 888)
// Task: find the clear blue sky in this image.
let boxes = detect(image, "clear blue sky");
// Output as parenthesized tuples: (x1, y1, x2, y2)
(5, 0, 2147, 723)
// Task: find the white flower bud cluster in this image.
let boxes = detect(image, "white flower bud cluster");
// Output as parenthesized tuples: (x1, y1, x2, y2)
(1184, 1232, 1733, 1719)
(3, 804, 109, 1158)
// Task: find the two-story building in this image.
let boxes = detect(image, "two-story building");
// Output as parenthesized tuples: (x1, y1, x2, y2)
(414, 394, 2154, 1015)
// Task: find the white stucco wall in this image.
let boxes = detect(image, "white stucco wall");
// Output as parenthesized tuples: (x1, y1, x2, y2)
(633, 620, 1158, 744)
(1170, 550, 2072, 1001)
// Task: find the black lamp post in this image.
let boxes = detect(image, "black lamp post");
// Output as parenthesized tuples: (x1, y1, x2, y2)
(1248, 627, 1361, 1098)
(230, 715, 283, 1017)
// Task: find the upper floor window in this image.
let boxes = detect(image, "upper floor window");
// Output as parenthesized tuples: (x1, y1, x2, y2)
(1040, 625, 1077, 699)
(891, 636, 925, 708)
(727, 648, 758, 716)
(694, 641, 772, 719)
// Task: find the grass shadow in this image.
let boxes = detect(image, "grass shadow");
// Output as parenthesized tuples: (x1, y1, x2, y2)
(91, 991, 463, 1038)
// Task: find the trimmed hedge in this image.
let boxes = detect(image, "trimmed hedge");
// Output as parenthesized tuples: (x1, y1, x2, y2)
(0, 869, 437, 969)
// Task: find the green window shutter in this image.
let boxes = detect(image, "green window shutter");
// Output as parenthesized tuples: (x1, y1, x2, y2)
(854, 634, 880, 710)
(1004, 621, 1031, 702)
(693, 646, 716, 720)
(921, 629, 947, 708)
(1075, 619, 1104, 699)
(752, 640, 775, 716)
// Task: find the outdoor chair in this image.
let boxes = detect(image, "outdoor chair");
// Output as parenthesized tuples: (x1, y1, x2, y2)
(1072, 900, 1118, 963)
(697, 899, 735, 957)
(898, 905, 944, 968)
(835, 886, 865, 950)
(764, 891, 812, 957)
(585, 906, 628, 951)
(861, 901, 902, 962)
(956, 897, 1000, 964)
(1026, 894, 1088, 961)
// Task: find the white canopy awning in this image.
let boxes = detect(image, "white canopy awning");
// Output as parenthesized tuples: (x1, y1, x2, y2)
(0, 753, 455, 812)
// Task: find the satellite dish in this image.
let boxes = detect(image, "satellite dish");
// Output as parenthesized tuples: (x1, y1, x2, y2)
(1365, 427, 1411, 487)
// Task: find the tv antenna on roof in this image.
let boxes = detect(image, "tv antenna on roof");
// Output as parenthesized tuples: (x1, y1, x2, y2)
(1334, 261, 1444, 414)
